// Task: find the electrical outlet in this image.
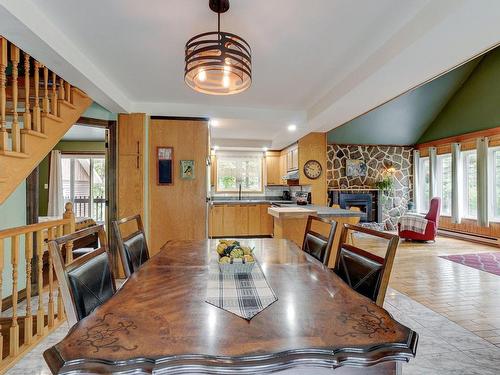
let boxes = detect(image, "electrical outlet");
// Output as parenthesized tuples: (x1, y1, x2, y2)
(44, 184, 48, 189)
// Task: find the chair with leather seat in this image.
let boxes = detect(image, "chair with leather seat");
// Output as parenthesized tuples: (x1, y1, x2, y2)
(113, 214, 150, 278)
(48, 225, 116, 326)
(332, 224, 399, 307)
(301, 215, 337, 265)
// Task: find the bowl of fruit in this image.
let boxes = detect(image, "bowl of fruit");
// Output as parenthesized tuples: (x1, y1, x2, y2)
(216, 240, 256, 274)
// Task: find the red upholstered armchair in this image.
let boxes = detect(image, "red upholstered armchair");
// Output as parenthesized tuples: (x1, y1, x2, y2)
(398, 197, 441, 242)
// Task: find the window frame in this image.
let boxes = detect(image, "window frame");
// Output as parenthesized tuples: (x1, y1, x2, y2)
(461, 149, 478, 220)
(418, 156, 430, 214)
(215, 154, 264, 193)
(435, 153, 452, 217)
(488, 146, 500, 222)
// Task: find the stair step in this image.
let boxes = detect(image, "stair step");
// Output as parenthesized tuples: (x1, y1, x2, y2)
(0, 150, 29, 158)
(41, 112, 63, 123)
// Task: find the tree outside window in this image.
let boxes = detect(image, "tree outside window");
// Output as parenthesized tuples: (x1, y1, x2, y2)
(216, 156, 262, 192)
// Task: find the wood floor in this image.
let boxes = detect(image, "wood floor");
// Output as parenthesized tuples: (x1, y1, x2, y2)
(355, 234, 500, 347)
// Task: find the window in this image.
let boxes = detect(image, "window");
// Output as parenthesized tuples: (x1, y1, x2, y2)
(489, 147, 500, 221)
(419, 157, 430, 212)
(462, 150, 477, 219)
(436, 154, 452, 216)
(62, 154, 106, 223)
(216, 154, 263, 192)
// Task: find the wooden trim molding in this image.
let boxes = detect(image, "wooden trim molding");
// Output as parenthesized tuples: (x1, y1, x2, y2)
(417, 126, 500, 150)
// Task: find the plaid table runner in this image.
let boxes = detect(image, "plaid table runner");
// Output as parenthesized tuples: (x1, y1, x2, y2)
(205, 257, 278, 320)
(399, 213, 428, 234)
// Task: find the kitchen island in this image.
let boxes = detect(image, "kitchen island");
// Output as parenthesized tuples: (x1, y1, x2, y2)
(268, 205, 363, 267)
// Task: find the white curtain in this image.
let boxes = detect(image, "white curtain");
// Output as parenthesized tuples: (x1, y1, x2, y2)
(451, 143, 462, 224)
(412, 149, 420, 212)
(47, 150, 64, 217)
(477, 137, 489, 227)
(429, 147, 437, 200)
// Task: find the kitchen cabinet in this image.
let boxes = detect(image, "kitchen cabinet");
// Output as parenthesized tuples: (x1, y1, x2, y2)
(209, 203, 274, 237)
(285, 145, 299, 172)
(265, 152, 282, 185)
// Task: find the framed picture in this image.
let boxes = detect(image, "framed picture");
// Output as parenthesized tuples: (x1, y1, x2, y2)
(157, 147, 173, 185)
(180, 160, 195, 180)
(346, 159, 367, 177)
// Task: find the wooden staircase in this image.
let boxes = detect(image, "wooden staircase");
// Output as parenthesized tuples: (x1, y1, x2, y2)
(0, 36, 92, 204)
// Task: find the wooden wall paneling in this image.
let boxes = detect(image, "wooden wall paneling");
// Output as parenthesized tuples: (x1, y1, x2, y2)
(149, 118, 209, 254)
(298, 133, 328, 205)
(439, 217, 500, 240)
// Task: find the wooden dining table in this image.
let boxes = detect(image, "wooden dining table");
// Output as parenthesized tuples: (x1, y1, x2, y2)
(44, 239, 418, 374)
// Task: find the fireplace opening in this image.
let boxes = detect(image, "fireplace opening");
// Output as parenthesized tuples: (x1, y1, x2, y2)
(338, 193, 373, 222)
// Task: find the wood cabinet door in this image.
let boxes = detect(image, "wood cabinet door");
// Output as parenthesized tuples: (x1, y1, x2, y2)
(266, 155, 280, 185)
(209, 205, 224, 237)
(260, 204, 273, 235)
(247, 205, 261, 235)
(223, 205, 237, 236)
(234, 205, 249, 236)
(291, 148, 299, 170)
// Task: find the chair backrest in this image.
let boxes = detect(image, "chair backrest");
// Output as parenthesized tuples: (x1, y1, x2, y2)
(333, 224, 399, 306)
(301, 216, 337, 265)
(425, 197, 441, 223)
(48, 225, 116, 326)
(113, 214, 150, 278)
(331, 204, 341, 209)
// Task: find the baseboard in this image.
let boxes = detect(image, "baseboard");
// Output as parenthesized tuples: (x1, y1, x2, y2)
(438, 228, 500, 248)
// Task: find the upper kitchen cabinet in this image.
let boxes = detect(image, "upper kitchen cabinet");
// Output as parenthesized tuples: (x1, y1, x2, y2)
(284, 144, 299, 172)
(265, 151, 282, 185)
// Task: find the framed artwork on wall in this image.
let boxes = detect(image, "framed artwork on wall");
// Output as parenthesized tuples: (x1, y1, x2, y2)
(157, 147, 173, 185)
(180, 160, 195, 179)
(346, 159, 367, 177)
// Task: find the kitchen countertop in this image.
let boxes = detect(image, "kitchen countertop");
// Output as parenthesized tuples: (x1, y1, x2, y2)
(211, 197, 291, 205)
(269, 203, 363, 218)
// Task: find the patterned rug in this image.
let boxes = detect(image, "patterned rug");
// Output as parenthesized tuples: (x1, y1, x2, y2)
(440, 252, 500, 276)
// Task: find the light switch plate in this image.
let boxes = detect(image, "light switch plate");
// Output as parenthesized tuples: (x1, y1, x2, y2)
(44, 183, 48, 189)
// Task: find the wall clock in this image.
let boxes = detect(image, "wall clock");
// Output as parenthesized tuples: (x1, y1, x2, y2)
(304, 160, 322, 179)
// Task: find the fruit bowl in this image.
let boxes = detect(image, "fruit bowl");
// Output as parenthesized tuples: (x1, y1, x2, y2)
(216, 240, 255, 274)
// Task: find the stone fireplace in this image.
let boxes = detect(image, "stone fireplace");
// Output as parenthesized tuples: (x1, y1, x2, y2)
(327, 145, 413, 230)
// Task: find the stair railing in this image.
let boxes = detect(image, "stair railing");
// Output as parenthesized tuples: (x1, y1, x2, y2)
(0, 202, 75, 369)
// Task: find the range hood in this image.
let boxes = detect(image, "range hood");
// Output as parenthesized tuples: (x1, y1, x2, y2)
(283, 170, 299, 180)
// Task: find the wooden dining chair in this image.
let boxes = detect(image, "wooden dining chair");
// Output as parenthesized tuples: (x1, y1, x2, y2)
(301, 215, 337, 265)
(347, 206, 362, 245)
(332, 224, 399, 307)
(48, 225, 116, 326)
(113, 214, 150, 278)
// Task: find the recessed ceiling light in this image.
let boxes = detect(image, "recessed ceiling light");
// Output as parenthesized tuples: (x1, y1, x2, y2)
(288, 124, 297, 132)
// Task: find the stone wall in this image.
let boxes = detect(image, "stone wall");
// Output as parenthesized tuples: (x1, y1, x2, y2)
(327, 145, 414, 230)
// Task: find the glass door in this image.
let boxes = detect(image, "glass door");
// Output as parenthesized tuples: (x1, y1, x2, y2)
(61, 154, 106, 223)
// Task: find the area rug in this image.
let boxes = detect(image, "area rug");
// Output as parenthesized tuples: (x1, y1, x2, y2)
(439, 252, 500, 276)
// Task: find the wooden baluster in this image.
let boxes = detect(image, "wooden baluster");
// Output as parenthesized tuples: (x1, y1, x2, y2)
(10, 45, 21, 152)
(0, 37, 7, 150)
(56, 225, 64, 321)
(36, 230, 45, 336)
(24, 232, 34, 345)
(63, 202, 75, 264)
(51, 71, 57, 116)
(42, 66, 50, 114)
(65, 81, 72, 103)
(33, 61, 41, 133)
(47, 227, 55, 328)
(10, 235, 20, 356)
(58, 77, 65, 115)
(23, 53, 31, 131)
(0, 239, 4, 359)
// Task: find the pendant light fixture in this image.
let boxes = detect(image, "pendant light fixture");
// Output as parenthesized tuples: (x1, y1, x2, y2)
(184, 0, 252, 95)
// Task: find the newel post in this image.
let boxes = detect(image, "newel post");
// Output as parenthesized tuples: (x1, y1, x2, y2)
(63, 202, 76, 264)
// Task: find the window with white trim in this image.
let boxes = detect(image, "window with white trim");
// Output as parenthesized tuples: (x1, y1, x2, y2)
(216, 154, 263, 192)
(419, 157, 430, 213)
(436, 153, 452, 216)
(489, 146, 500, 221)
(462, 150, 477, 219)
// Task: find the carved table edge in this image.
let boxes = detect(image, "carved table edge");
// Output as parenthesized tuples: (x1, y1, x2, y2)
(43, 331, 418, 374)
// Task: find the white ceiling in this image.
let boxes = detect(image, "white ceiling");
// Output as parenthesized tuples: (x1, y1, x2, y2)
(1, 0, 499, 148)
(62, 125, 106, 141)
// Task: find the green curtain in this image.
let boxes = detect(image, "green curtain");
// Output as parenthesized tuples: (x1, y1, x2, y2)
(451, 143, 462, 224)
(412, 150, 420, 212)
(476, 137, 489, 227)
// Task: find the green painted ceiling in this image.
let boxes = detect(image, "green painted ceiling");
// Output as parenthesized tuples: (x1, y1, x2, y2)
(327, 57, 481, 145)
